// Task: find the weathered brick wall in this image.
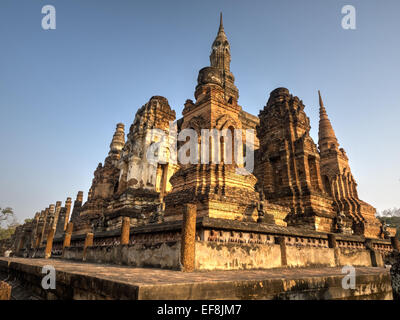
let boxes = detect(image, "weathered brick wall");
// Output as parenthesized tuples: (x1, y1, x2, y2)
(338, 248, 373, 267)
(53, 217, 394, 271)
(195, 241, 282, 270)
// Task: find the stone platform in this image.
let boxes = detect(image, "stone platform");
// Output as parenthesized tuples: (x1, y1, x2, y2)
(0, 257, 393, 300)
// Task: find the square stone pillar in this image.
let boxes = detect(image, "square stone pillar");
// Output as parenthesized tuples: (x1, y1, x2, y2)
(35, 236, 41, 249)
(64, 197, 72, 231)
(82, 233, 94, 262)
(365, 239, 384, 267)
(62, 222, 73, 257)
(0, 281, 11, 300)
(328, 234, 340, 266)
(121, 217, 130, 245)
(275, 236, 287, 267)
(180, 204, 197, 272)
(44, 229, 55, 259)
(16, 236, 25, 255)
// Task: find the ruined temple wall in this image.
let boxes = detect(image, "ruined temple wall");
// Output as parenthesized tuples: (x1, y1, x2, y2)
(84, 242, 180, 269)
(56, 217, 394, 271)
(196, 239, 388, 271)
(195, 241, 282, 270)
(63, 240, 180, 269)
(338, 248, 373, 267)
(286, 246, 336, 268)
(62, 246, 83, 261)
(60, 238, 386, 271)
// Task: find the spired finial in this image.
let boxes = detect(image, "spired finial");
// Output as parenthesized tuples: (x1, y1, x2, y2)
(318, 90, 325, 110)
(318, 90, 323, 106)
(219, 12, 224, 32)
(318, 90, 339, 150)
(109, 122, 125, 153)
(318, 90, 328, 118)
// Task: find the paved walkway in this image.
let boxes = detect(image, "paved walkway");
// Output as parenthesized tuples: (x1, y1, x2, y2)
(0, 257, 389, 286)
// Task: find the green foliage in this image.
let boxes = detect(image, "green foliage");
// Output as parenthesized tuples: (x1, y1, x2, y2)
(0, 207, 17, 241)
(378, 208, 400, 239)
(0, 223, 19, 241)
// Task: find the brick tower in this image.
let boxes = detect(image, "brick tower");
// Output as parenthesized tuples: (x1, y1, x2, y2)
(256, 88, 336, 231)
(318, 91, 382, 238)
(164, 14, 260, 221)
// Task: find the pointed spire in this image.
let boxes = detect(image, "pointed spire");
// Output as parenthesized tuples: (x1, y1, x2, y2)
(318, 90, 324, 109)
(109, 123, 125, 154)
(104, 123, 125, 164)
(210, 13, 231, 71)
(219, 12, 224, 32)
(216, 12, 227, 40)
(318, 90, 339, 152)
(318, 90, 330, 122)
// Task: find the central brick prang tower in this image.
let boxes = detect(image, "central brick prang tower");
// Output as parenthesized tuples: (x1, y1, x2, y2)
(164, 14, 261, 222)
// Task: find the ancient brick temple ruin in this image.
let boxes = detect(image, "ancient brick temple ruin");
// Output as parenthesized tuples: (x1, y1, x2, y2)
(1, 14, 398, 273)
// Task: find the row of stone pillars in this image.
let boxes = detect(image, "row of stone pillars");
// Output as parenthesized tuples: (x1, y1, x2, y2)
(42, 218, 133, 260)
(43, 204, 198, 272)
(41, 204, 400, 271)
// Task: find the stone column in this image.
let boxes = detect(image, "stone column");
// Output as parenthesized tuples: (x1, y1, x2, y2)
(391, 236, 400, 252)
(35, 236, 41, 250)
(121, 217, 130, 245)
(55, 209, 66, 236)
(31, 213, 40, 249)
(328, 234, 340, 266)
(44, 229, 55, 259)
(82, 233, 94, 262)
(64, 197, 72, 231)
(275, 236, 287, 267)
(328, 234, 337, 248)
(0, 281, 11, 300)
(40, 208, 50, 246)
(35, 210, 44, 248)
(365, 239, 384, 267)
(180, 204, 197, 272)
(16, 236, 25, 255)
(70, 191, 83, 223)
(62, 222, 74, 257)
(47, 204, 56, 230)
(54, 201, 62, 228)
(55, 201, 62, 214)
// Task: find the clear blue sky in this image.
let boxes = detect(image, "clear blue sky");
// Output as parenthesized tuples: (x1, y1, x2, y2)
(1, 0, 399, 222)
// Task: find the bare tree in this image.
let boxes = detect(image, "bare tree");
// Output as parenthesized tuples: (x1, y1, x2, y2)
(0, 207, 14, 227)
(379, 207, 400, 217)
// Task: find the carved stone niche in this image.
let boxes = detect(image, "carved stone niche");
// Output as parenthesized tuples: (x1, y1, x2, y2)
(335, 211, 353, 235)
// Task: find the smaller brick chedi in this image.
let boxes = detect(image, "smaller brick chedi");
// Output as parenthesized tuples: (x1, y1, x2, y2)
(4, 14, 396, 271)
